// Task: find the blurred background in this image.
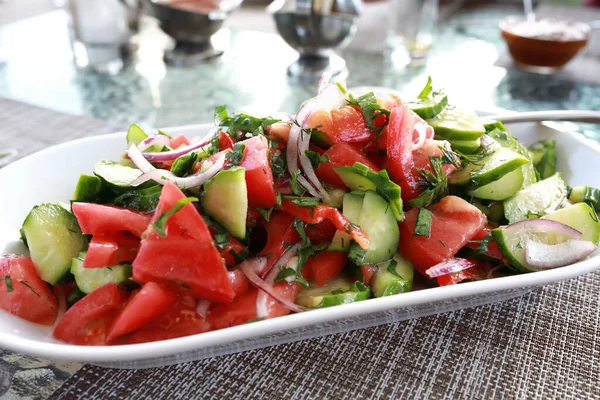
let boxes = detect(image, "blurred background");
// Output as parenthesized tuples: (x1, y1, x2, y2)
(0, 0, 599, 138)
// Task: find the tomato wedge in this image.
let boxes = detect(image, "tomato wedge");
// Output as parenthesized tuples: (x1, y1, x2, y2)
(133, 182, 234, 303)
(306, 106, 374, 144)
(217, 131, 235, 151)
(437, 260, 491, 286)
(314, 143, 380, 188)
(107, 282, 178, 342)
(53, 283, 129, 345)
(398, 196, 487, 276)
(258, 211, 299, 273)
(0, 255, 58, 325)
(72, 203, 152, 237)
(170, 134, 190, 149)
(304, 251, 348, 286)
(128, 296, 211, 344)
(83, 232, 140, 269)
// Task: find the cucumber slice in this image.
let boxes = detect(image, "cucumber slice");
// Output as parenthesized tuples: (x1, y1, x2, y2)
(126, 124, 148, 145)
(371, 253, 414, 297)
(543, 203, 600, 245)
(73, 174, 103, 202)
(94, 160, 144, 189)
(310, 130, 333, 149)
(324, 187, 346, 209)
(328, 231, 352, 252)
(529, 140, 556, 180)
(503, 173, 567, 224)
(450, 144, 529, 188)
(450, 138, 481, 154)
(487, 128, 538, 187)
(492, 220, 582, 272)
(467, 167, 524, 201)
(201, 167, 248, 239)
(295, 276, 370, 308)
(569, 186, 600, 212)
(406, 92, 448, 119)
(427, 107, 486, 141)
(482, 119, 508, 133)
(348, 191, 399, 266)
(335, 163, 404, 221)
(342, 192, 365, 224)
(20, 204, 87, 284)
(71, 252, 132, 294)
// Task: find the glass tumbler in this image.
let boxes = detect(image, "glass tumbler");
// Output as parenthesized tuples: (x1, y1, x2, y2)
(387, 0, 438, 68)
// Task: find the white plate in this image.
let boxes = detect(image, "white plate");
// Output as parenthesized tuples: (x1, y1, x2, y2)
(1, 121, 600, 369)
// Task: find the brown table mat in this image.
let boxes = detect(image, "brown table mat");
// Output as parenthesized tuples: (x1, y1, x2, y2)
(49, 272, 600, 400)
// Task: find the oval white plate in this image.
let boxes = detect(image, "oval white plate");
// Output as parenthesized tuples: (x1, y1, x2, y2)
(1, 121, 600, 369)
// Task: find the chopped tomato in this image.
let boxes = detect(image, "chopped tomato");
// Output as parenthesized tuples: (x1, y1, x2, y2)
(386, 107, 442, 202)
(239, 135, 276, 208)
(437, 259, 491, 286)
(306, 106, 374, 144)
(258, 211, 299, 273)
(206, 288, 258, 330)
(228, 269, 250, 297)
(0, 255, 58, 325)
(304, 251, 348, 286)
(305, 220, 337, 245)
(53, 283, 129, 345)
(72, 203, 152, 237)
(217, 131, 235, 151)
(280, 200, 370, 250)
(360, 264, 378, 286)
(216, 235, 247, 267)
(107, 282, 178, 342)
(133, 182, 234, 303)
(260, 282, 301, 319)
(83, 232, 140, 269)
(267, 122, 291, 142)
(466, 225, 507, 262)
(128, 296, 211, 344)
(314, 143, 380, 188)
(170, 134, 190, 149)
(398, 196, 487, 276)
(413, 139, 457, 178)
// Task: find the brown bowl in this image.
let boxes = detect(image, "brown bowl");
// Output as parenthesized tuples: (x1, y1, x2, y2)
(500, 17, 590, 73)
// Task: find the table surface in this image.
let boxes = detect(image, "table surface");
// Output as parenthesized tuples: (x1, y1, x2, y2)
(1, 2, 600, 399)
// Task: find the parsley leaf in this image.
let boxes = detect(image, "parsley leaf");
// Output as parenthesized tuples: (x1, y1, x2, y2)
(475, 234, 493, 256)
(257, 207, 274, 222)
(305, 150, 329, 169)
(386, 259, 401, 277)
(293, 218, 309, 245)
(283, 196, 321, 208)
(290, 170, 307, 196)
(274, 265, 310, 289)
(230, 248, 250, 264)
(225, 143, 246, 166)
(270, 148, 287, 179)
(214, 232, 228, 249)
(413, 207, 433, 237)
(214, 105, 280, 136)
(348, 92, 391, 134)
(4, 275, 13, 292)
(171, 151, 199, 177)
(408, 156, 449, 208)
(153, 197, 198, 237)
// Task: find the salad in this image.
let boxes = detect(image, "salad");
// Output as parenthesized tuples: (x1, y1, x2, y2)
(2, 77, 600, 346)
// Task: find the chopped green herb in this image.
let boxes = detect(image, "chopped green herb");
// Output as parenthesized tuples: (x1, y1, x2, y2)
(214, 232, 228, 249)
(257, 207, 274, 222)
(475, 234, 493, 255)
(284, 196, 320, 208)
(230, 248, 250, 264)
(293, 218, 309, 245)
(336, 82, 348, 94)
(171, 151, 199, 177)
(214, 105, 280, 136)
(4, 275, 13, 292)
(290, 170, 307, 196)
(225, 143, 246, 166)
(305, 150, 329, 169)
(437, 239, 446, 248)
(386, 259, 401, 277)
(270, 148, 287, 179)
(153, 197, 198, 238)
(274, 266, 309, 289)
(413, 207, 433, 237)
(247, 318, 265, 323)
(408, 156, 449, 208)
(348, 92, 391, 134)
(283, 241, 292, 248)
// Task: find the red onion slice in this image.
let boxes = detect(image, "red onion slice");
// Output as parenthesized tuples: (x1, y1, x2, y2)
(525, 239, 597, 269)
(240, 257, 305, 316)
(412, 122, 427, 151)
(128, 144, 226, 188)
(137, 134, 172, 152)
(425, 257, 476, 278)
(140, 138, 213, 162)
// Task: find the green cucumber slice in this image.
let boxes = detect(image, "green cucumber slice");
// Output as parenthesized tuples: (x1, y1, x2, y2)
(569, 186, 600, 212)
(335, 163, 404, 221)
(201, 167, 248, 239)
(529, 140, 556, 180)
(348, 191, 399, 266)
(71, 252, 132, 294)
(295, 276, 370, 308)
(487, 128, 538, 187)
(543, 203, 600, 245)
(20, 204, 87, 284)
(406, 92, 448, 119)
(126, 124, 148, 146)
(450, 138, 481, 154)
(73, 174, 102, 202)
(503, 173, 567, 224)
(371, 253, 414, 297)
(427, 107, 486, 141)
(467, 167, 524, 201)
(94, 160, 144, 189)
(342, 192, 365, 224)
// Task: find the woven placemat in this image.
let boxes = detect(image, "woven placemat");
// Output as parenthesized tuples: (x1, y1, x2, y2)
(49, 272, 600, 400)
